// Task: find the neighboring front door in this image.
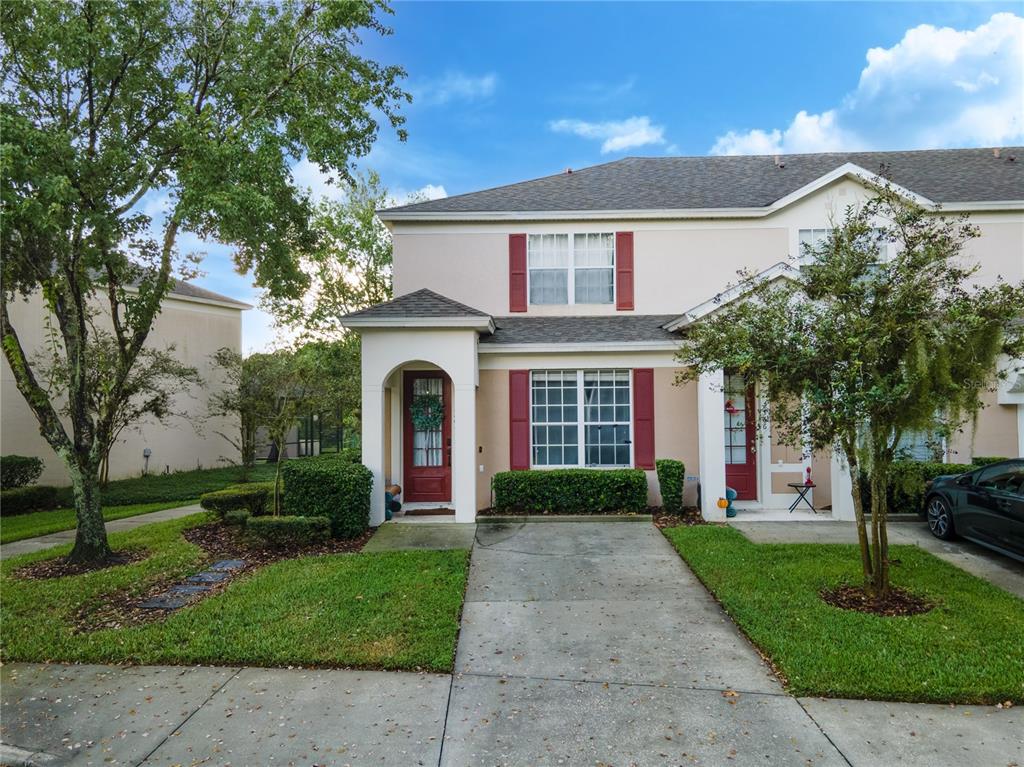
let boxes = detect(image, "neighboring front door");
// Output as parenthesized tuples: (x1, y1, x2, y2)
(403, 371, 452, 503)
(724, 372, 758, 501)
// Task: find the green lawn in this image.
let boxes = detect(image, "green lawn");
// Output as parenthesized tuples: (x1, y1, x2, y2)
(662, 525, 1024, 704)
(1, 513, 469, 672)
(1, 500, 198, 544)
(54, 463, 277, 507)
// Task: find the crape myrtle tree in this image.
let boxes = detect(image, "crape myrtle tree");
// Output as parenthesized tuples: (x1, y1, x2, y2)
(0, 0, 408, 563)
(678, 186, 1024, 597)
(37, 329, 203, 485)
(207, 347, 276, 475)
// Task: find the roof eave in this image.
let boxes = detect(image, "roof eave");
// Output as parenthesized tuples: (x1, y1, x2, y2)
(340, 316, 495, 333)
(478, 340, 679, 354)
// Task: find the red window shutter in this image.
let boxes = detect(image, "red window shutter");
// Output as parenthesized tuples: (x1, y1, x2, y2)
(509, 233, 527, 312)
(615, 231, 634, 311)
(509, 369, 531, 470)
(633, 368, 655, 469)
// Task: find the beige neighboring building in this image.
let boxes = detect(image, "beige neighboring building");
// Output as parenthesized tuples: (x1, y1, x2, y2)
(341, 148, 1024, 525)
(1, 282, 249, 486)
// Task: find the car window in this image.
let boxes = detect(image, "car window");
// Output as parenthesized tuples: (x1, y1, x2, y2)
(976, 462, 1024, 494)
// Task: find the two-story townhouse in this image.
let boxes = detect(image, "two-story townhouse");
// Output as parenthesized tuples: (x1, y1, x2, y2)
(341, 148, 1024, 525)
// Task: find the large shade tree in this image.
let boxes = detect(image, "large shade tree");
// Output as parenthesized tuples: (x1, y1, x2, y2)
(0, 0, 407, 563)
(679, 186, 1024, 597)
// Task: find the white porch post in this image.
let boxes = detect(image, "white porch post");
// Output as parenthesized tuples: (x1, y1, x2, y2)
(830, 449, 855, 521)
(698, 368, 726, 521)
(362, 381, 386, 527)
(452, 381, 477, 523)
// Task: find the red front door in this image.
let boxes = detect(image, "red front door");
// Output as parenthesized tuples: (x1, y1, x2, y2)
(403, 371, 452, 503)
(724, 373, 758, 501)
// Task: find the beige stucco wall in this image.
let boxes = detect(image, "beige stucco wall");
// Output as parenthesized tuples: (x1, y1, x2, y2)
(947, 385, 1020, 462)
(1, 292, 243, 486)
(472, 364, 699, 510)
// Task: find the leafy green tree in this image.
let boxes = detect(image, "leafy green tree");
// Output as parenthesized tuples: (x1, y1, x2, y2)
(208, 347, 277, 475)
(679, 187, 1024, 597)
(37, 328, 202, 486)
(1, 0, 407, 563)
(266, 171, 397, 336)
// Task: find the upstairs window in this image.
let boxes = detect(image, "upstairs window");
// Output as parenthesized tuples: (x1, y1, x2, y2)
(528, 233, 615, 305)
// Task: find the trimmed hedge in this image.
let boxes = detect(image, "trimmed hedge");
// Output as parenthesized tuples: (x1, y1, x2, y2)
(224, 509, 251, 526)
(655, 459, 685, 515)
(318, 447, 362, 464)
(282, 457, 372, 539)
(1, 455, 44, 490)
(971, 456, 1009, 467)
(492, 469, 648, 514)
(246, 515, 330, 547)
(1, 485, 60, 515)
(861, 461, 975, 514)
(199, 482, 274, 518)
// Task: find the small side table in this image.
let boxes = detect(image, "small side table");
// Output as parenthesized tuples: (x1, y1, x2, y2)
(787, 482, 817, 513)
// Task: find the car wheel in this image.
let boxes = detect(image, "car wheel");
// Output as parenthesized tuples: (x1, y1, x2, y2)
(926, 495, 956, 540)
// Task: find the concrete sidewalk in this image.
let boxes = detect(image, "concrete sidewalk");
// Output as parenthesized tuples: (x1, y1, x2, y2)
(2, 521, 1022, 766)
(1, 504, 205, 559)
(731, 519, 1024, 599)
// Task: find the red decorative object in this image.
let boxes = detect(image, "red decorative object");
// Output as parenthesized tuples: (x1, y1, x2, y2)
(805, 466, 813, 486)
(724, 399, 738, 415)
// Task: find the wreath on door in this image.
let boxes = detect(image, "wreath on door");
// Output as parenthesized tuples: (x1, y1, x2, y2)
(410, 393, 444, 431)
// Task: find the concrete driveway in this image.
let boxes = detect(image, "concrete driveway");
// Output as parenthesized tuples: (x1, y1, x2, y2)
(3, 520, 1022, 766)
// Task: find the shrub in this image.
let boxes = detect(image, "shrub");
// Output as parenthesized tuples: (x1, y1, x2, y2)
(199, 482, 274, 518)
(1, 485, 60, 515)
(224, 509, 250, 526)
(655, 459, 685, 515)
(1, 455, 44, 490)
(282, 458, 372, 539)
(246, 515, 330, 547)
(318, 447, 361, 464)
(971, 456, 1009, 467)
(492, 469, 648, 514)
(861, 461, 975, 514)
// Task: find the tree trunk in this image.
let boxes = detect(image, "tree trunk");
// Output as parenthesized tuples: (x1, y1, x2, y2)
(869, 465, 891, 596)
(273, 458, 283, 516)
(67, 466, 113, 564)
(845, 447, 873, 585)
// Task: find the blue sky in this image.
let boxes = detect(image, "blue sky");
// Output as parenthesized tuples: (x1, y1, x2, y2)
(184, 2, 1024, 352)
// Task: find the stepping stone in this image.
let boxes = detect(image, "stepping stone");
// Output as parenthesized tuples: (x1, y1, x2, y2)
(168, 584, 210, 595)
(186, 571, 228, 584)
(209, 559, 245, 572)
(139, 594, 189, 610)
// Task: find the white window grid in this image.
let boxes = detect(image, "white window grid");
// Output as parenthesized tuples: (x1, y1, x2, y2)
(530, 369, 633, 468)
(527, 232, 615, 305)
(798, 227, 897, 266)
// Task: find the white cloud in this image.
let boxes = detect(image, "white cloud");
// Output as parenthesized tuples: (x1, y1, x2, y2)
(386, 184, 447, 207)
(549, 116, 667, 154)
(711, 12, 1024, 155)
(290, 157, 347, 202)
(412, 72, 497, 106)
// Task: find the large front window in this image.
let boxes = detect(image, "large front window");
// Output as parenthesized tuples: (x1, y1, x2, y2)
(528, 233, 614, 305)
(531, 369, 631, 467)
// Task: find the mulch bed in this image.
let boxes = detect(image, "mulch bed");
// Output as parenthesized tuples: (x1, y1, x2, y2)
(820, 584, 935, 617)
(653, 507, 706, 529)
(72, 522, 373, 633)
(14, 549, 150, 580)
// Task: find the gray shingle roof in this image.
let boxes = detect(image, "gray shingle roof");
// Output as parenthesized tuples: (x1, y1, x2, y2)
(168, 280, 250, 308)
(342, 288, 490, 320)
(481, 315, 680, 345)
(380, 147, 1024, 215)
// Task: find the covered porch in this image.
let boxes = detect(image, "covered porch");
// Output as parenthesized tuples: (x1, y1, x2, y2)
(341, 290, 495, 525)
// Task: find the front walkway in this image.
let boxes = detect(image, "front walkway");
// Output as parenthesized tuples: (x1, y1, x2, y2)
(731, 519, 1024, 599)
(2, 521, 1021, 766)
(0, 504, 204, 559)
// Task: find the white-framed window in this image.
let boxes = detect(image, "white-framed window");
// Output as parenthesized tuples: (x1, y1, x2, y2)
(528, 233, 615, 305)
(798, 227, 896, 265)
(531, 369, 631, 468)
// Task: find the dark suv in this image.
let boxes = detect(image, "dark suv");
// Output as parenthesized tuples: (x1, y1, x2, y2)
(924, 459, 1024, 562)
